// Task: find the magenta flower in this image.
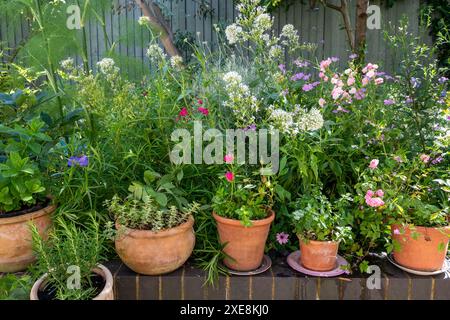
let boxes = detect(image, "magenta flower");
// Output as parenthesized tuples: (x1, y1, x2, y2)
(225, 171, 235, 182)
(369, 159, 379, 169)
(198, 107, 209, 115)
(68, 155, 89, 167)
(393, 228, 401, 235)
(179, 107, 188, 117)
(276, 232, 289, 245)
(224, 154, 234, 164)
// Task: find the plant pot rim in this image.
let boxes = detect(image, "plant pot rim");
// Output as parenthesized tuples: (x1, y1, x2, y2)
(0, 203, 56, 226)
(298, 237, 340, 245)
(391, 224, 450, 233)
(212, 209, 275, 227)
(30, 263, 113, 300)
(115, 215, 194, 239)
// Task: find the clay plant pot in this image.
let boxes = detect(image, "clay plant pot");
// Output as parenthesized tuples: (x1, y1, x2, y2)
(213, 210, 275, 271)
(392, 224, 450, 271)
(0, 204, 56, 273)
(299, 238, 339, 272)
(115, 216, 195, 275)
(30, 264, 114, 300)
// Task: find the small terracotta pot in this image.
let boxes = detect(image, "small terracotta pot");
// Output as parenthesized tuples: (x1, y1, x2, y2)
(392, 224, 450, 271)
(115, 216, 195, 275)
(30, 264, 114, 300)
(213, 210, 275, 271)
(299, 238, 339, 272)
(0, 204, 55, 272)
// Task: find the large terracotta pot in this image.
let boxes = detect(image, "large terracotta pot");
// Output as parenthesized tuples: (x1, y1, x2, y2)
(30, 264, 114, 300)
(213, 210, 275, 271)
(392, 224, 450, 271)
(115, 216, 195, 275)
(0, 204, 55, 272)
(299, 238, 339, 271)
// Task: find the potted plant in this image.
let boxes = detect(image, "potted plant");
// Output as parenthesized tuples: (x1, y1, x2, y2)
(107, 171, 199, 275)
(29, 216, 113, 300)
(390, 197, 450, 271)
(212, 160, 280, 271)
(291, 188, 352, 271)
(0, 150, 55, 272)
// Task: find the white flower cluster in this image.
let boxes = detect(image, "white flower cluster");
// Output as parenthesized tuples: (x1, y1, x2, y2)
(170, 55, 183, 69)
(60, 57, 74, 70)
(146, 43, 167, 64)
(222, 71, 259, 125)
(280, 24, 299, 46)
(253, 13, 272, 33)
(225, 24, 243, 45)
(268, 105, 324, 135)
(96, 58, 119, 75)
(138, 16, 150, 26)
(269, 45, 283, 59)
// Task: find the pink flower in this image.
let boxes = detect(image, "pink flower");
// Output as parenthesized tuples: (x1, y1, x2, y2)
(365, 189, 385, 207)
(320, 58, 332, 71)
(276, 232, 289, 245)
(366, 70, 376, 79)
(393, 228, 401, 235)
(319, 98, 326, 107)
(319, 72, 325, 79)
(394, 156, 403, 163)
(179, 107, 188, 117)
(374, 78, 384, 85)
(224, 154, 234, 164)
(198, 99, 203, 105)
(349, 87, 357, 95)
(369, 159, 379, 169)
(347, 77, 355, 86)
(225, 171, 235, 182)
(420, 154, 430, 164)
(198, 107, 209, 115)
(376, 189, 384, 197)
(362, 77, 370, 86)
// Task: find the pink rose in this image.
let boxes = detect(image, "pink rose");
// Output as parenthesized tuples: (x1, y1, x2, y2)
(369, 159, 379, 169)
(376, 189, 384, 197)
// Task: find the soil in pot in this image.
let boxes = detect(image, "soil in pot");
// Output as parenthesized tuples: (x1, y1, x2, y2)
(0, 198, 50, 219)
(392, 225, 450, 271)
(213, 210, 275, 272)
(299, 239, 339, 272)
(37, 274, 105, 300)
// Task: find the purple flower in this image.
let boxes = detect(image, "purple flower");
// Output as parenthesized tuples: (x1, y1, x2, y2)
(294, 59, 310, 68)
(243, 124, 257, 131)
(411, 77, 421, 89)
(438, 76, 448, 84)
(447, 116, 450, 121)
(302, 83, 314, 92)
(431, 156, 444, 165)
(291, 72, 305, 81)
(333, 106, 350, 113)
(405, 97, 413, 104)
(349, 53, 358, 60)
(276, 232, 289, 245)
(441, 90, 447, 98)
(281, 89, 289, 96)
(68, 155, 89, 167)
(384, 99, 395, 105)
(278, 64, 286, 74)
(330, 57, 340, 62)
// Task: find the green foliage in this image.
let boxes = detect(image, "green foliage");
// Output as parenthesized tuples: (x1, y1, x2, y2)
(0, 273, 32, 300)
(290, 187, 352, 242)
(30, 214, 108, 300)
(0, 152, 46, 213)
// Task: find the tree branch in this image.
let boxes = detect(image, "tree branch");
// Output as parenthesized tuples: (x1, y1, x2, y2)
(320, 0, 355, 51)
(135, 0, 181, 57)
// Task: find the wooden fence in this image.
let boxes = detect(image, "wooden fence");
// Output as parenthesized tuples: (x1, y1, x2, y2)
(0, 0, 427, 76)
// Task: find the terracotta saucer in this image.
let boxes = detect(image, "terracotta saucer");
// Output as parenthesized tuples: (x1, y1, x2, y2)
(222, 255, 272, 276)
(287, 250, 350, 277)
(387, 253, 450, 276)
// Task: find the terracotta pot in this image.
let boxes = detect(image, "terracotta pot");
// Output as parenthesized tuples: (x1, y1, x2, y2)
(213, 210, 275, 271)
(30, 264, 114, 300)
(299, 238, 339, 272)
(0, 204, 55, 272)
(115, 216, 195, 275)
(392, 224, 450, 271)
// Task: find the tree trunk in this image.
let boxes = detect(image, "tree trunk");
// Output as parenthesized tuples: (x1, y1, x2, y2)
(135, 0, 181, 57)
(355, 0, 369, 61)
